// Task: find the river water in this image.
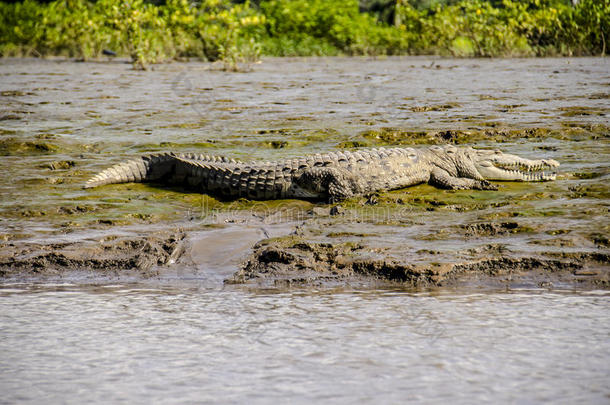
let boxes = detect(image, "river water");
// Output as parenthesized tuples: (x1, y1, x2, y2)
(1, 285, 609, 403)
(1, 56, 609, 402)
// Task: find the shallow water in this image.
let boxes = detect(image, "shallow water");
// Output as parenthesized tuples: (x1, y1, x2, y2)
(1, 284, 609, 404)
(1, 56, 609, 402)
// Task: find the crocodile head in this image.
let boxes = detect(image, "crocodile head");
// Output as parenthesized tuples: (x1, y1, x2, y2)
(472, 149, 559, 181)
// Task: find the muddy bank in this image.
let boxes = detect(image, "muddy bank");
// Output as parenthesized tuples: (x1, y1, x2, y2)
(232, 237, 609, 290)
(1, 57, 608, 289)
(0, 230, 185, 280)
(2, 228, 607, 290)
(1, 57, 609, 239)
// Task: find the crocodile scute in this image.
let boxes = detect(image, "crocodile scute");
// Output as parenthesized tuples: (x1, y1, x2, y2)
(85, 146, 559, 201)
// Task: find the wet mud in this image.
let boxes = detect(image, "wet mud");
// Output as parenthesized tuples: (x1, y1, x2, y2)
(1, 57, 608, 289)
(233, 237, 608, 289)
(0, 230, 185, 281)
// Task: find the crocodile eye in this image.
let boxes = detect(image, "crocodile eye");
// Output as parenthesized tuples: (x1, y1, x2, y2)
(494, 150, 502, 154)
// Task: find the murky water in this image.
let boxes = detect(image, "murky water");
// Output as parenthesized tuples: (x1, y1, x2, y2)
(1, 285, 609, 403)
(1, 57, 609, 402)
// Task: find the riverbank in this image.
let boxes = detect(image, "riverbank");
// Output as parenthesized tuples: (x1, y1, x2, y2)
(0, 56, 608, 289)
(1, 209, 608, 290)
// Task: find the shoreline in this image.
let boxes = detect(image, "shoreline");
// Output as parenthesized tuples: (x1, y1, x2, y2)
(1, 222, 608, 291)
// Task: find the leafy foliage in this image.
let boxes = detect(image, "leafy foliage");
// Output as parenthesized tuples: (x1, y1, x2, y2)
(260, 0, 407, 55)
(0, 0, 266, 69)
(0, 0, 607, 66)
(395, 0, 610, 57)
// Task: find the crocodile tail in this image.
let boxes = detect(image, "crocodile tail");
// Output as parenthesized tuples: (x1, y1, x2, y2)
(84, 153, 177, 189)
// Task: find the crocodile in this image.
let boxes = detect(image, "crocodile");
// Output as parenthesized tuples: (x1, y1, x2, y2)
(84, 145, 559, 201)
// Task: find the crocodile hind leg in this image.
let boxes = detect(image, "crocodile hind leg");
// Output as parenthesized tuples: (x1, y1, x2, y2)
(295, 167, 364, 202)
(430, 168, 498, 190)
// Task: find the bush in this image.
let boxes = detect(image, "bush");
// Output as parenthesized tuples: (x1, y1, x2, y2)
(0, 0, 607, 63)
(396, 0, 609, 57)
(562, 0, 610, 55)
(0, 0, 45, 56)
(0, 0, 266, 69)
(260, 0, 407, 56)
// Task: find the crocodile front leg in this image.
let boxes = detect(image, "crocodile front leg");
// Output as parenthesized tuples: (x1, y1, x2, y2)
(295, 167, 365, 201)
(430, 168, 498, 190)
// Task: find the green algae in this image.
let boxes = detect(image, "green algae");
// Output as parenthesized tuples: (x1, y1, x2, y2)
(253, 234, 305, 249)
(159, 141, 217, 149)
(336, 140, 371, 149)
(214, 198, 314, 215)
(559, 106, 608, 117)
(73, 182, 316, 227)
(6, 182, 217, 231)
(589, 233, 609, 247)
(372, 184, 515, 213)
(0, 138, 60, 155)
(588, 93, 610, 100)
(326, 231, 378, 238)
(0, 136, 102, 156)
(159, 122, 209, 129)
(517, 208, 566, 217)
(568, 184, 610, 199)
(135, 141, 219, 152)
(39, 160, 76, 170)
(415, 229, 451, 241)
(1, 90, 37, 97)
(571, 172, 604, 180)
(359, 123, 610, 147)
(479, 95, 508, 100)
(497, 104, 526, 112)
(284, 116, 314, 121)
(409, 103, 460, 112)
(269, 140, 288, 149)
(361, 128, 433, 145)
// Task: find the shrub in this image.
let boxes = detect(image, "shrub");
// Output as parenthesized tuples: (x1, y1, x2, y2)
(260, 0, 407, 56)
(0, 0, 607, 62)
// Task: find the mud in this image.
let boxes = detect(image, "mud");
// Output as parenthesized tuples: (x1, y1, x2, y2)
(1, 57, 608, 290)
(0, 230, 185, 280)
(232, 237, 609, 289)
(458, 221, 535, 237)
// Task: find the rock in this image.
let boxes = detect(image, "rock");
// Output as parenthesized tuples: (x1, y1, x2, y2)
(330, 206, 345, 216)
(312, 207, 331, 216)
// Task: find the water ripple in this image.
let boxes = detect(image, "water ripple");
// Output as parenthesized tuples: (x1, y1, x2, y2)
(1, 285, 608, 404)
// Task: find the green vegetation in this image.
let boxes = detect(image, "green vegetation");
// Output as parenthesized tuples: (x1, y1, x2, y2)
(0, 0, 266, 70)
(395, 0, 609, 57)
(259, 0, 406, 56)
(0, 0, 607, 68)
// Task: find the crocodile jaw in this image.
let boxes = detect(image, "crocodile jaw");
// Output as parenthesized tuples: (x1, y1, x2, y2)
(474, 150, 559, 182)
